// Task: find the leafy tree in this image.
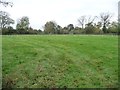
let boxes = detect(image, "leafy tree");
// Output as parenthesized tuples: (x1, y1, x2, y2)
(67, 24, 74, 31)
(94, 22, 103, 34)
(56, 25, 62, 34)
(0, 11, 14, 30)
(73, 27, 85, 34)
(84, 16, 98, 34)
(2, 26, 17, 35)
(44, 21, 57, 34)
(100, 12, 112, 33)
(107, 21, 118, 34)
(38, 29, 43, 34)
(16, 16, 30, 34)
(61, 27, 69, 34)
(16, 16, 29, 30)
(95, 22, 102, 29)
(0, 0, 13, 35)
(27, 27, 34, 34)
(85, 24, 94, 34)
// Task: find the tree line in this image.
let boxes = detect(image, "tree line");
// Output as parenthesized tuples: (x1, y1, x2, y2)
(0, 1, 119, 35)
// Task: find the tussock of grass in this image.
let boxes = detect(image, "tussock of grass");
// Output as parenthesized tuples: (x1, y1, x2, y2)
(2, 35, 118, 88)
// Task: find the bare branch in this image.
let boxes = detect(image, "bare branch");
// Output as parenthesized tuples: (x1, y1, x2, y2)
(0, 0, 13, 7)
(100, 12, 112, 33)
(78, 16, 86, 29)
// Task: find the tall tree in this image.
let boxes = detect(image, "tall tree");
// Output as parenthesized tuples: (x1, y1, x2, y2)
(78, 16, 86, 29)
(67, 24, 74, 31)
(16, 16, 29, 30)
(44, 21, 57, 34)
(100, 12, 112, 33)
(96, 22, 102, 29)
(16, 16, 30, 34)
(0, 11, 14, 30)
(84, 16, 98, 34)
(56, 25, 62, 34)
(108, 21, 118, 34)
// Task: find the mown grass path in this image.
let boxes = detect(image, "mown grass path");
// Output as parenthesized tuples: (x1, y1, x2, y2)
(2, 35, 118, 88)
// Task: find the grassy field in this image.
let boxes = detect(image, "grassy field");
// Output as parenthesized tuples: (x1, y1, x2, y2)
(2, 35, 118, 88)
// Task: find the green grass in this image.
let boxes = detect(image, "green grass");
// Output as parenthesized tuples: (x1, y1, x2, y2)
(2, 35, 118, 88)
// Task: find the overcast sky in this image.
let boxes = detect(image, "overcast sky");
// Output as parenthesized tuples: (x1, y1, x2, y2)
(0, 0, 119, 30)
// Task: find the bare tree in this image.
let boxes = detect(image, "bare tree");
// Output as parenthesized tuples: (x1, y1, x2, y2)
(100, 12, 112, 33)
(78, 16, 86, 29)
(86, 16, 97, 27)
(84, 16, 98, 34)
